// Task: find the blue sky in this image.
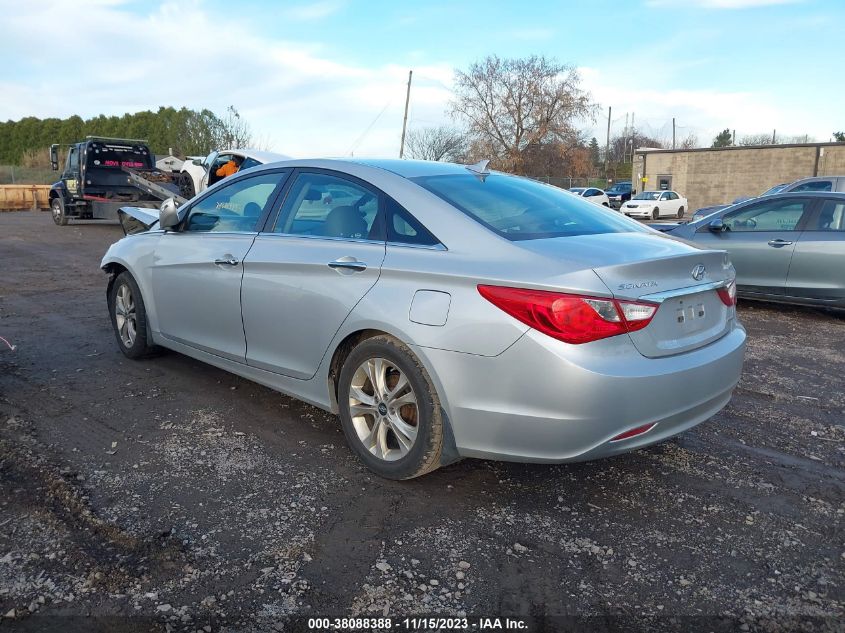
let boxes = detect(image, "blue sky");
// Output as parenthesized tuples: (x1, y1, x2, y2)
(2, 0, 843, 157)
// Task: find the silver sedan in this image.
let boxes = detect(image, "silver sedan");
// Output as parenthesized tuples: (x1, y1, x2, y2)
(102, 159, 746, 479)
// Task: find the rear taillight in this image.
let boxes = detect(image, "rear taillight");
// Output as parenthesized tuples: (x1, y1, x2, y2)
(717, 280, 737, 307)
(477, 285, 658, 345)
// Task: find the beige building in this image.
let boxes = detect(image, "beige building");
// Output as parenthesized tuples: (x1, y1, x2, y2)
(632, 142, 845, 212)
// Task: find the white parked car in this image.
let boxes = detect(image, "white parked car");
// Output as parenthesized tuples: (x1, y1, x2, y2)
(178, 149, 290, 199)
(623, 190, 688, 220)
(568, 187, 610, 207)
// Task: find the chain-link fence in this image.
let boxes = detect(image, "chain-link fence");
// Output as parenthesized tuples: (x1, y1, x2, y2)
(0, 166, 56, 185)
(530, 176, 613, 190)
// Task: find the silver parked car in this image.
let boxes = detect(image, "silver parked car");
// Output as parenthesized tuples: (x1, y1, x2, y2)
(666, 192, 845, 308)
(102, 159, 746, 479)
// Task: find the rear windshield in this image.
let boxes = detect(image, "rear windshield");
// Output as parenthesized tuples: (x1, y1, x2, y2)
(412, 173, 648, 241)
(86, 142, 152, 170)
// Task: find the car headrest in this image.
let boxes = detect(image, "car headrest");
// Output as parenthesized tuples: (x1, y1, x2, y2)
(324, 205, 367, 239)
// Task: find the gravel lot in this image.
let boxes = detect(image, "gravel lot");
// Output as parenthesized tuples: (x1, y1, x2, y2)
(0, 212, 843, 632)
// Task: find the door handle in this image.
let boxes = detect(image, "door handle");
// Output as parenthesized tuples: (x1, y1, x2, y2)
(214, 256, 239, 266)
(767, 239, 793, 247)
(328, 257, 367, 272)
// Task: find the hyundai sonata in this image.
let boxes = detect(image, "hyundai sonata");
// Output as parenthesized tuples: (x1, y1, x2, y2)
(102, 159, 746, 479)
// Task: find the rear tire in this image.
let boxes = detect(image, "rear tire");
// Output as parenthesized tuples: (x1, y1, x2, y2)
(178, 172, 196, 199)
(108, 272, 157, 359)
(677, 206, 685, 219)
(338, 335, 443, 479)
(51, 198, 68, 226)
(652, 207, 660, 220)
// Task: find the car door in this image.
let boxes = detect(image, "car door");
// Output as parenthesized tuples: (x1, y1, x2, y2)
(151, 170, 288, 362)
(785, 197, 845, 303)
(240, 170, 387, 379)
(62, 146, 81, 197)
(693, 197, 814, 295)
(658, 191, 671, 216)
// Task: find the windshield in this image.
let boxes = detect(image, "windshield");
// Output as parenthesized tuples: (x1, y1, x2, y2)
(761, 183, 789, 196)
(413, 173, 648, 241)
(607, 184, 630, 193)
(632, 191, 661, 201)
(86, 141, 152, 170)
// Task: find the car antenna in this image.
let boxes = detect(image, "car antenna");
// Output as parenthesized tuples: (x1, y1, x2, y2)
(465, 159, 491, 180)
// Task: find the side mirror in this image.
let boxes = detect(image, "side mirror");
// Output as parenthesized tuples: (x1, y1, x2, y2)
(192, 158, 204, 167)
(708, 218, 727, 232)
(159, 198, 181, 230)
(50, 144, 59, 171)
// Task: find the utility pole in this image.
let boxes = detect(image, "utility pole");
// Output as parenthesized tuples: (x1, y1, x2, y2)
(672, 117, 676, 149)
(772, 129, 776, 144)
(732, 129, 736, 145)
(630, 112, 635, 162)
(399, 70, 413, 159)
(604, 106, 611, 180)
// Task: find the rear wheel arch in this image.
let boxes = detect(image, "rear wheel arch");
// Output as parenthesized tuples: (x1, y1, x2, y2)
(326, 328, 461, 470)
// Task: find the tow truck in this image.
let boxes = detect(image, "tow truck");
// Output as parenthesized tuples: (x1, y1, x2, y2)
(48, 137, 187, 226)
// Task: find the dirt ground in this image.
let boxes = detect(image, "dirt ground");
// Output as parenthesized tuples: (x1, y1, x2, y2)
(0, 211, 843, 632)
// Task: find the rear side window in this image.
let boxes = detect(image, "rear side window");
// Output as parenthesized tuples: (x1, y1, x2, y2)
(275, 172, 381, 240)
(790, 180, 833, 192)
(386, 198, 440, 246)
(812, 200, 845, 231)
(413, 174, 647, 241)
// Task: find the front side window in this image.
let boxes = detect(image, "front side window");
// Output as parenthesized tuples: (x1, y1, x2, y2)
(185, 172, 283, 233)
(722, 198, 810, 232)
(791, 180, 832, 192)
(413, 173, 648, 241)
(67, 147, 79, 171)
(813, 200, 845, 231)
(275, 172, 381, 240)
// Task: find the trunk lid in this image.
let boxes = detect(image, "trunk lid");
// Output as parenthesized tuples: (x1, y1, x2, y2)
(516, 232, 736, 358)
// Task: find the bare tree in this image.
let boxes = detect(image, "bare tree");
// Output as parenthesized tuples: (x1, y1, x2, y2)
(215, 106, 255, 148)
(404, 126, 468, 162)
(679, 133, 699, 149)
(738, 134, 772, 146)
(450, 55, 596, 174)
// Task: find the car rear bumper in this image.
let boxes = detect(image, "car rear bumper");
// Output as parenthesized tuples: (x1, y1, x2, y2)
(420, 323, 746, 463)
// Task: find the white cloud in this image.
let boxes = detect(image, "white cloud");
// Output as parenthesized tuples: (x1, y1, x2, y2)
(0, 0, 453, 157)
(578, 65, 834, 146)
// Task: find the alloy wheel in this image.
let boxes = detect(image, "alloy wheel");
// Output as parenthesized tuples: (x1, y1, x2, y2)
(114, 283, 137, 348)
(348, 357, 418, 461)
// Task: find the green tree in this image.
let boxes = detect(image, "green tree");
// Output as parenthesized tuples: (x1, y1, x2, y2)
(712, 129, 733, 148)
(588, 137, 601, 171)
(834, 131, 845, 142)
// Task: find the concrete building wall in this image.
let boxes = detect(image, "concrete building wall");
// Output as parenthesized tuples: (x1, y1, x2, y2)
(633, 143, 845, 212)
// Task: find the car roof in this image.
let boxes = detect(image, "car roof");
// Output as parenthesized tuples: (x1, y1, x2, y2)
(349, 158, 482, 178)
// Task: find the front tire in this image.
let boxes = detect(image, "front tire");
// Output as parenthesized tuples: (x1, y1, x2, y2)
(178, 172, 196, 199)
(677, 206, 685, 218)
(338, 335, 443, 479)
(652, 207, 660, 220)
(108, 272, 156, 359)
(51, 198, 68, 226)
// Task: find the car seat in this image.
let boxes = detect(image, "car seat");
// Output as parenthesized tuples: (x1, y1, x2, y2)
(324, 205, 367, 239)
